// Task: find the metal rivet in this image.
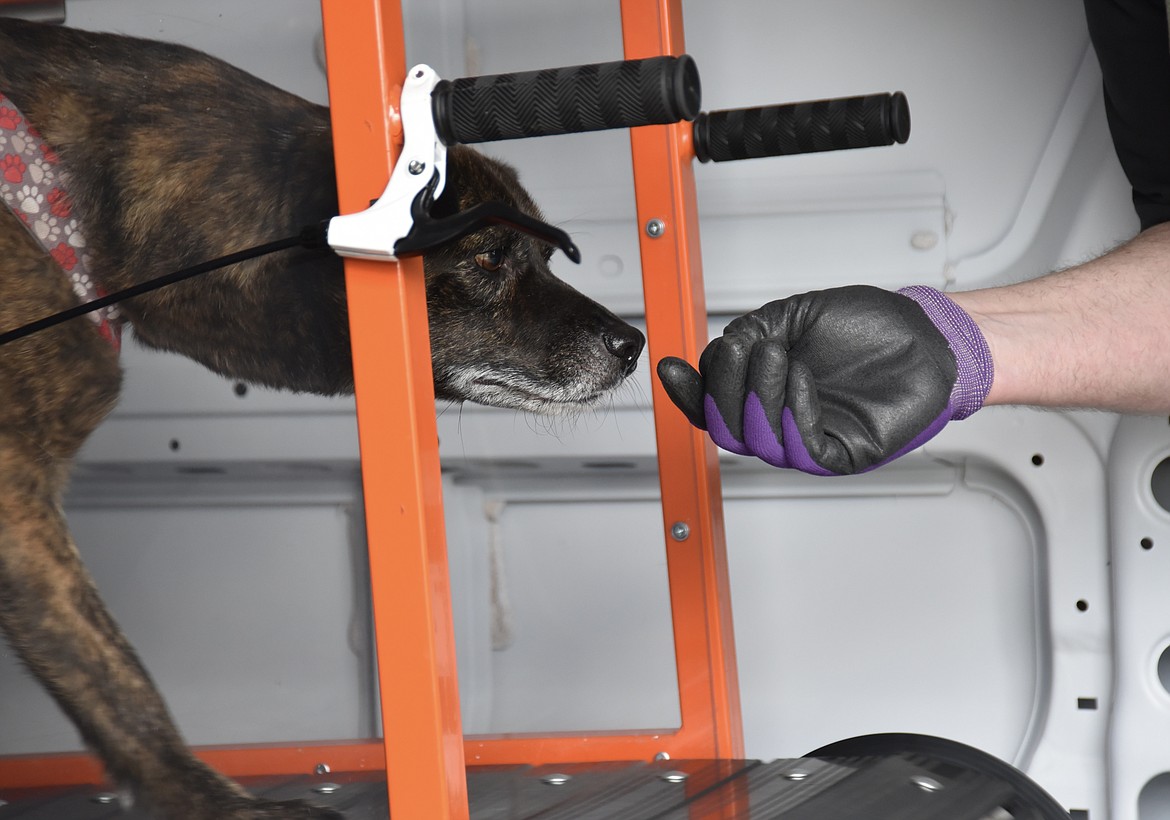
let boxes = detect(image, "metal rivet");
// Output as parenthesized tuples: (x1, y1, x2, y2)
(315, 763, 331, 775)
(661, 770, 688, 783)
(408, 159, 426, 175)
(911, 775, 943, 793)
(783, 770, 809, 781)
(645, 218, 666, 238)
(542, 773, 572, 786)
(313, 783, 341, 795)
(92, 793, 118, 805)
(670, 521, 690, 541)
(654, 751, 671, 761)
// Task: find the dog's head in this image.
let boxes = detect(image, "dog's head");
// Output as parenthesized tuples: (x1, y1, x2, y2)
(421, 146, 644, 413)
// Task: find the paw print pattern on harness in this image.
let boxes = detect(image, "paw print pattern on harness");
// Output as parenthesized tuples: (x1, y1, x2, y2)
(0, 93, 120, 350)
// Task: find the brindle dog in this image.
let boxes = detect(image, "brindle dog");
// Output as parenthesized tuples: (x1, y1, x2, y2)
(0, 18, 644, 820)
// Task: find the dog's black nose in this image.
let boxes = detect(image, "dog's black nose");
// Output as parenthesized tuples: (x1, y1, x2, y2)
(603, 326, 646, 377)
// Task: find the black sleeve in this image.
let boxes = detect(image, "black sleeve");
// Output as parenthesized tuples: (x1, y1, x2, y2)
(1083, 0, 1170, 230)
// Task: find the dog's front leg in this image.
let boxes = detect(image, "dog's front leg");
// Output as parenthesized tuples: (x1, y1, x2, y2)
(0, 439, 343, 820)
(0, 221, 342, 818)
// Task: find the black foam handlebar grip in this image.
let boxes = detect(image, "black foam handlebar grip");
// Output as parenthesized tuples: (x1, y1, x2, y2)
(431, 55, 701, 146)
(693, 91, 910, 163)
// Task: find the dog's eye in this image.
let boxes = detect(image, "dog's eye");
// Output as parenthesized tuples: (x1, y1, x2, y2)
(474, 249, 505, 272)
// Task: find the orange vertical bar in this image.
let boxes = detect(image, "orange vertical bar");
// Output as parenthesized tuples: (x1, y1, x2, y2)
(621, 0, 744, 760)
(319, 2, 469, 819)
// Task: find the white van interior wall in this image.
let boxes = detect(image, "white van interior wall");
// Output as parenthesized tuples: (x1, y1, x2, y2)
(0, 2, 1155, 819)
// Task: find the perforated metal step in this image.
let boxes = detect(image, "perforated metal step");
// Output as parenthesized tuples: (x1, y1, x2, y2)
(0, 755, 1067, 819)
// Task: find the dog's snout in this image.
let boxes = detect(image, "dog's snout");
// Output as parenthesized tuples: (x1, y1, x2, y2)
(603, 325, 646, 377)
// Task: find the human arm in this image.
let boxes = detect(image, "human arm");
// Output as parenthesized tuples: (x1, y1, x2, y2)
(952, 220, 1170, 412)
(880, 218, 1170, 417)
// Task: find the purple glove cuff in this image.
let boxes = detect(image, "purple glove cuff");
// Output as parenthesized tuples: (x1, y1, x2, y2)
(897, 286, 993, 420)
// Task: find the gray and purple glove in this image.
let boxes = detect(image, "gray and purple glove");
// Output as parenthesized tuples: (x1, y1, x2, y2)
(656, 285, 993, 475)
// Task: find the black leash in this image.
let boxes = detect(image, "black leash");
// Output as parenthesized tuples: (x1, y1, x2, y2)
(0, 224, 328, 347)
(0, 182, 577, 349)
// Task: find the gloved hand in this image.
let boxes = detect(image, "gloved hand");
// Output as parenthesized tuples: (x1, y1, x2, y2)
(656, 285, 993, 475)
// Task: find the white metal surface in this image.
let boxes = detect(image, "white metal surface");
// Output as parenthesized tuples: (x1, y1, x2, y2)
(1108, 418, 1170, 820)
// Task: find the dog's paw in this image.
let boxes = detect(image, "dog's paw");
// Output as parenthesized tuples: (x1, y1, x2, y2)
(143, 763, 347, 820)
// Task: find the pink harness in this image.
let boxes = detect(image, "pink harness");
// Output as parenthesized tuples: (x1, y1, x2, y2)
(0, 94, 120, 350)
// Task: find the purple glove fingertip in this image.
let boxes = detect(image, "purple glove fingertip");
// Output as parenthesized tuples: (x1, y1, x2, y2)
(897, 286, 994, 420)
(703, 394, 753, 456)
(779, 406, 835, 475)
(742, 391, 789, 468)
(742, 392, 838, 475)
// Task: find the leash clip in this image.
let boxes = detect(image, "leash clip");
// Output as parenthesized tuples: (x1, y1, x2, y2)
(326, 65, 580, 264)
(326, 64, 447, 261)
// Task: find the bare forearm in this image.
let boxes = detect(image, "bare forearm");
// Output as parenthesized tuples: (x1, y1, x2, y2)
(949, 221, 1170, 412)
